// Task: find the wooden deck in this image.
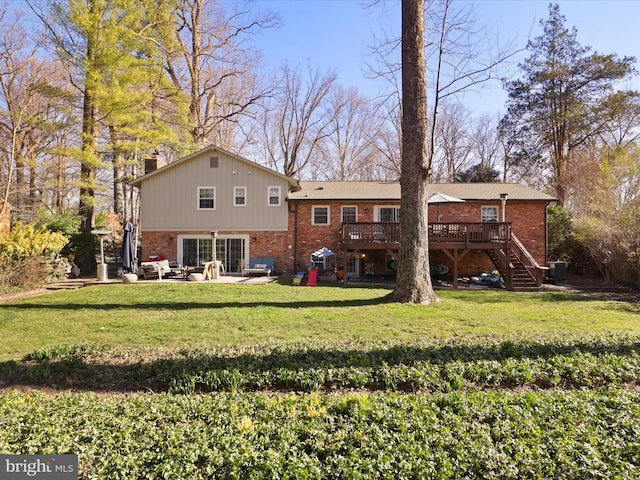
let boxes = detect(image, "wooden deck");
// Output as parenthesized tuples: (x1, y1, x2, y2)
(339, 222, 511, 249)
(339, 222, 545, 291)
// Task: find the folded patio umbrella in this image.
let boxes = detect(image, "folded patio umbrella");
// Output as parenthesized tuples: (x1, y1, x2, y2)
(121, 221, 138, 273)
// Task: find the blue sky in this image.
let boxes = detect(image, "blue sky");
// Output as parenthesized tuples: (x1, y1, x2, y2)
(256, 0, 640, 116)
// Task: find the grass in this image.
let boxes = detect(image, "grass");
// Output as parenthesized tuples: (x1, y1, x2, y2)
(0, 282, 638, 361)
(2, 282, 640, 478)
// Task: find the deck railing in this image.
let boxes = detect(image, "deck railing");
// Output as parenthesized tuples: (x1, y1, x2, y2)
(340, 222, 512, 246)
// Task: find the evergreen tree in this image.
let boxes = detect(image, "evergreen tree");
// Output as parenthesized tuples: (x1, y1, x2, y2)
(500, 4, 636, 205)
(453, 163, 500, 183)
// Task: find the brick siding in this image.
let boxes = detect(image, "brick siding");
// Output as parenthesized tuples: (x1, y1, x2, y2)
(141, 230, 295, 275)
(289, 199, 548, 278)
(139, 198, 548, 279)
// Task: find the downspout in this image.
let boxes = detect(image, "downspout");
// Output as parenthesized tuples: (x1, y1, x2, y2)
(544, 200, 553, 268)
(292, 201, 298, 274)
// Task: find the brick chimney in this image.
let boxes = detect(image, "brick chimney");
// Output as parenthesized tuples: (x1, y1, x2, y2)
(144, 151, 162, 174)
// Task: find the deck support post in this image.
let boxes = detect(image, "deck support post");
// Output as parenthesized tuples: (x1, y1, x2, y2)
(441, 248, 470, 288)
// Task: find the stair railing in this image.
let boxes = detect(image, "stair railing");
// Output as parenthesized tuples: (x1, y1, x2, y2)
(510, 233, 548, 286)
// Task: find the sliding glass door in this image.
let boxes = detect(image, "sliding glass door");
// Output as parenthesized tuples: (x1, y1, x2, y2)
(216, 237, 247, 273)
(182, 238, 212, 267)
(180, 235, 247, 273)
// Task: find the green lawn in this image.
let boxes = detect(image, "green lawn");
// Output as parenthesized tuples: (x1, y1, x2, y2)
(0, 282, 638, 361)
(2, 282, 640, 479)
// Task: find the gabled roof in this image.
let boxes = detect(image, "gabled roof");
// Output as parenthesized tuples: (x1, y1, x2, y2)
(130, 145, 300, 189)
(289, 181, 557, 202)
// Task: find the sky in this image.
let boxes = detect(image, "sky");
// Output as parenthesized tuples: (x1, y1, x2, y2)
(256, 0, 640, 116)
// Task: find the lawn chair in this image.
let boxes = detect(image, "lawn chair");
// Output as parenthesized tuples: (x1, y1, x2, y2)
(242, 257, 274, 277)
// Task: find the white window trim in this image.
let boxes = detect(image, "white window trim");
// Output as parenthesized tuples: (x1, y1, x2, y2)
(481, 205, 499, 222)
(312, 205, 330, 226)
(267, 186, 281, 206)
(341, 205, 358, 223)
(197, 186, 216, 210)
(374, 205, 400, 222)
(234, 186, 247, 207)
(177, 234, 249, 268)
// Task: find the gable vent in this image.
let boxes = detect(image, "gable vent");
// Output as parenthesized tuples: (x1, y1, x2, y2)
(210, 156, 219, 168)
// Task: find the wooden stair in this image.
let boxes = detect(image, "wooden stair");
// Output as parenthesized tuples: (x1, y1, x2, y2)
(487, 233, 544, 292)
(508, 255, 540, 292)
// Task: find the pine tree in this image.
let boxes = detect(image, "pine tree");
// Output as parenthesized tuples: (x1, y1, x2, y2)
(500, 4, 636, 205)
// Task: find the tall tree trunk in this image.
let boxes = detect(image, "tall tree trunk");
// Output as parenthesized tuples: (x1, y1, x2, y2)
(393, 0, 438, 304)
(28, 157, 37, 218)
(110, 126, 126, 221)
(54, 155, 63, 212)
(79, 84, 97, 231)
(77, 0, 99, 275)
(14, 156, 25, 220)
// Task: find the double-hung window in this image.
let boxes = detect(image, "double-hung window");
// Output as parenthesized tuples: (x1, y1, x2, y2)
(234, 186, 247, 206)
(312, 206, 330, 225)
(376, 206, 400, 222)
(268, 186, 281, 206)
(198, 187, 215, 210)
(341, 206, 357, 223)
(481, 206, 498, 222)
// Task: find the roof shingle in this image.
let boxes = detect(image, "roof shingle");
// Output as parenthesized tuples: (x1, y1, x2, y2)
(289, 182, 557, 202)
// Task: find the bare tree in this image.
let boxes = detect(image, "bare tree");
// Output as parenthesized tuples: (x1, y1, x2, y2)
(432, 101, 473, 181)
(166, 0, 278, 149)
(315, 85, 384, 181)
(0, 7, 68, 221)
(368, 0, 520, 181)
(261, 64, 337, 178)
(471, 112, 503, 170)
(373, 101, 402, 179)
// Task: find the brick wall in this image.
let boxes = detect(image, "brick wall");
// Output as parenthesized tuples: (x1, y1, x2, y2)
(141, 230, 295, 275)
(288, 199, 549, 276)
(289, 201, 401, 272)
(430, 200, 548, 265)
(139, 198, 548, 278)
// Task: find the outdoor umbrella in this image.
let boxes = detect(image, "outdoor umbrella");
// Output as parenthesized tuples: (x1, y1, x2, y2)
(428, 192, 465, 220)
(121, 221, 138, 273)
(310, 247, 335, 268)
(311, 247, 335, 259)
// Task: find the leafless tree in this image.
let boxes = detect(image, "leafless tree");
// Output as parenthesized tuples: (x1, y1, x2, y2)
(470, 112, 503, 170)
(165, 0, 278, 149)
(0, 7, 73, 221)
(373, 103, 403, 179)
(368, 0, 520, 180)
(315, 85, 384, 181)
(432, 101, 473, 181)
(261, 64, 337, 178)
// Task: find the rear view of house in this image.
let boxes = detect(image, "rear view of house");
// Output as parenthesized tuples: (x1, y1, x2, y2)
(289, 182, 557, 291)
(131, 146, 557, 290)
(130, 146, 300, 274)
